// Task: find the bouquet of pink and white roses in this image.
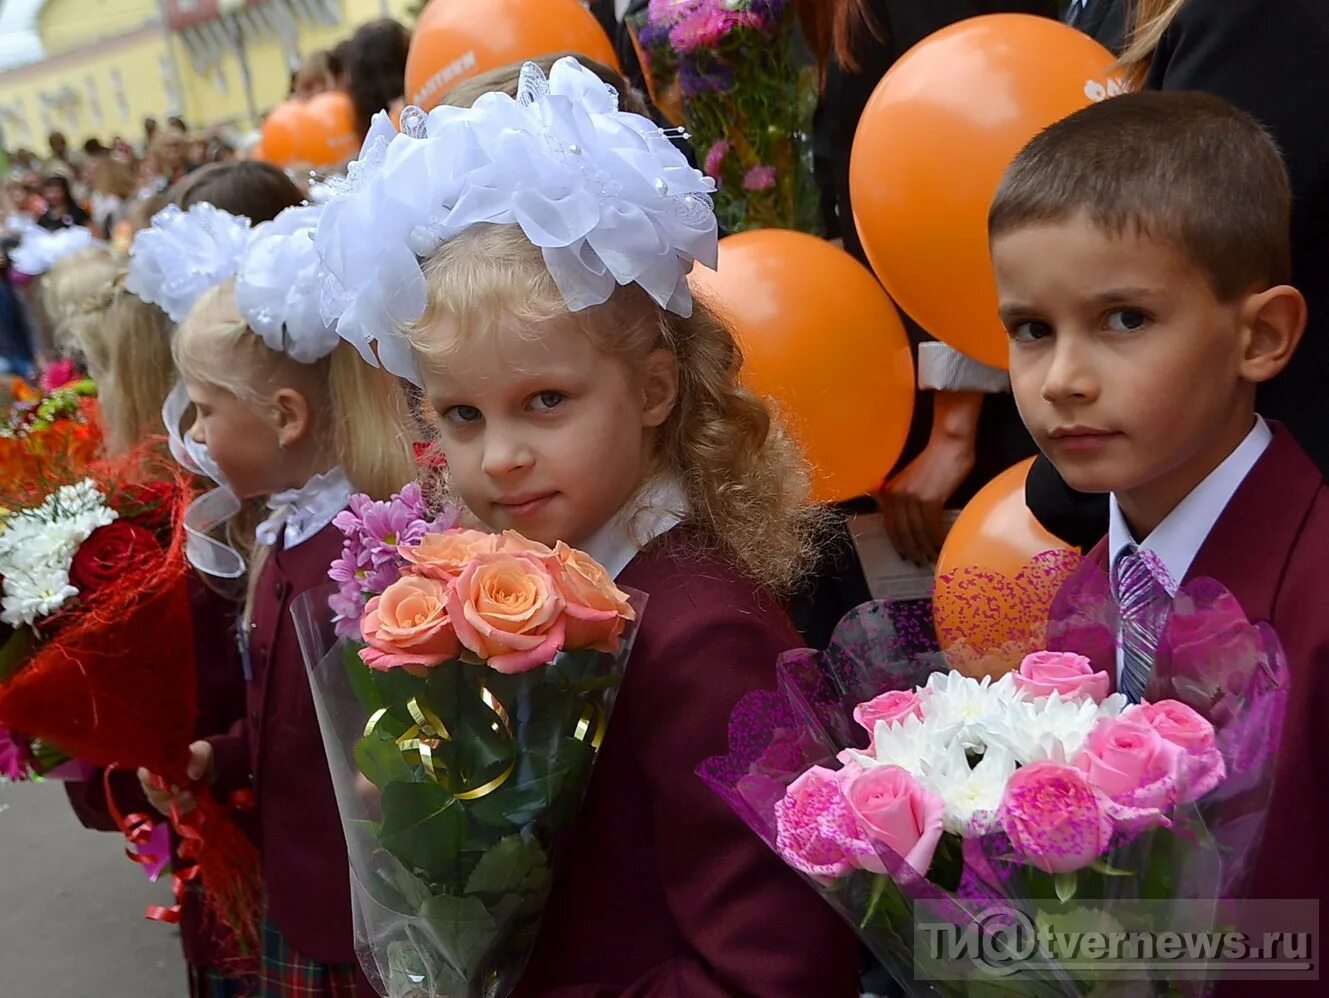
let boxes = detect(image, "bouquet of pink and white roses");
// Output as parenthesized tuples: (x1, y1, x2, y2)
(701, 569, 1289, 995)
(295, 488, 644, 998)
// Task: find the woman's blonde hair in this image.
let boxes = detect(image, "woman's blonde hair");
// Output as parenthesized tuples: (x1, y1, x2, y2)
(66, 267, 175, 456)
(1119, 0, 1188, 87)
(407, 224, 821, 593)
(173, 282, 418, 504)
(43, 246, 121, 350)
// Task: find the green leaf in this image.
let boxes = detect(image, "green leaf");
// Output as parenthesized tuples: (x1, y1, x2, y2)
(1054, 871, 1078, 903)
(421, 664, 517, 792)
(0, 626, 32, 683)
(465, 737, 593, 830)
(343, 643, 385, 712)
(418, 893, 498, 982)
(378, 781, 467, 884)
(355, 733, 416, 789)
(1089, 858, 1136, 878)
(465, 833, 549, 897)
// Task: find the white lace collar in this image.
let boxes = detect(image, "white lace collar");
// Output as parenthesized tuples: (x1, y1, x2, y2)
(580, 477, 688, 581)
(255, 466, 353, 551)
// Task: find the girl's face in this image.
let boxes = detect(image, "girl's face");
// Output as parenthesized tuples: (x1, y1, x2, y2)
(184, 375, 285, 500)
(418, 315, 676, 549)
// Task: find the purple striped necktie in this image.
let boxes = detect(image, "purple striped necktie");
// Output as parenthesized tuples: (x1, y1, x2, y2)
(1112, 545, 1174, 703)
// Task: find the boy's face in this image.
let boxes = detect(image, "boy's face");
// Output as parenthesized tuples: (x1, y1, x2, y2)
(995, 215, 1257, 523)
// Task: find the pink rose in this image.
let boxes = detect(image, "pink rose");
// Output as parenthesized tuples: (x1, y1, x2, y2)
(998, 761, 1113, 874)
(546, 541, 636, 653)
(360, 576, 461, 673)
(774, 766, 875, 881)
(838, 765, 945, 876)
(400, 528, 499, 582)
(853, 691, 924, 746)
(447, 550, 567, 674)
(1125, 700, 1216, 754)
(1076, 715, 1183, 801)
(1014, 651, 1110, 704)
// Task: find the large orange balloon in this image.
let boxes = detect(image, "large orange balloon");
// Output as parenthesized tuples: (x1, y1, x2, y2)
(259, 101, 304, 167)
(690, 230, 915, 504)
(850, 15, 1120, 369)
(933, 458, 1079, 678)
(295, 91, 358, 167)
(405, 0, 620, 111)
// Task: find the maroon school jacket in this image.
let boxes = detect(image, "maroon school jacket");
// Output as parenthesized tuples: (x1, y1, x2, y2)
(1088, 425, 1329, 906)
(514, 526, 860, 997)
(209, 521, 371, 993)
(64, 574, 247, 969)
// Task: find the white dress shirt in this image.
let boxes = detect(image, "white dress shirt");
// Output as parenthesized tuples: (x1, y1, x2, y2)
(1107, 418, 1272, 681)
(580, 476, 688, 581)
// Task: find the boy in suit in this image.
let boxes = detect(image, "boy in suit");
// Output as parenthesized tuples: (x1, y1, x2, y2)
(988, 90, 1328, 907)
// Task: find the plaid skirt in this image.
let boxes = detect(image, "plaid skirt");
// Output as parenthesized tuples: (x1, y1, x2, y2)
(188, 963, 256, 998)
(258, 919, 364, 998)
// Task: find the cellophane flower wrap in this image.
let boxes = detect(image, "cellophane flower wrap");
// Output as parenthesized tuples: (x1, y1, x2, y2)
(630, 0, 821, 233)
(295, 491, 646, 997)
(0, 447, 262, 967)
(699, 558, 1290, 994)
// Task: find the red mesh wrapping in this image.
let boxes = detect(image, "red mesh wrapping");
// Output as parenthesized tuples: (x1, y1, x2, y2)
(0, 450, 260, 968)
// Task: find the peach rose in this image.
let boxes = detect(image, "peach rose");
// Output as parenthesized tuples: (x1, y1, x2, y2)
(360, 576, 460, 673)
(400, 528, 499, 582)
(546, 541, 636, 653)
(447, 550, 567, 674)
(499, 530, 554, 557)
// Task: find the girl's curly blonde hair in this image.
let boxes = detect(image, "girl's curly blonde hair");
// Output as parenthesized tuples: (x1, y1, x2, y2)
(406, 223, 823, 593)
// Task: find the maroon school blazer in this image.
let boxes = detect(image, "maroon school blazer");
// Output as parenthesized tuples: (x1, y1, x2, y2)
(1088, 425, 1329, 906)
(64, 574, 247, 970)
(515, 527, 860, 997)
(209, 521, 371, 992)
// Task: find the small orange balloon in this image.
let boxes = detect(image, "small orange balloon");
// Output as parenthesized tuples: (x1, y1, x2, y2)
(850, 15, 1120, 369)
(933, 458, 1079, 678)
(259, 101, 304, 167)
(296, 91, 358, 167)
(405, 0, 620, 111)
(690, 230, 915, 504)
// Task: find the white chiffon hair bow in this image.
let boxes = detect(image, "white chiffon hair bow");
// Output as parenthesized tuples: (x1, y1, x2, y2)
(126, 201, 340, 364)
(313, 56, 720, 385)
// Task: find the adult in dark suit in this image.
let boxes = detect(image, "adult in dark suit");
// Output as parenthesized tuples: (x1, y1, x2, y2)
(1031, 0, 1329, 546)
(1063, 0, 1128, 53)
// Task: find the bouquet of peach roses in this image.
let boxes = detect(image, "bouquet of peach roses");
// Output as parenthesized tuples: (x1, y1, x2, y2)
(294, 488, 644, 998)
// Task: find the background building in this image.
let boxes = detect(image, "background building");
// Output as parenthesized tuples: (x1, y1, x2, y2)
(0, 0, 413, 151)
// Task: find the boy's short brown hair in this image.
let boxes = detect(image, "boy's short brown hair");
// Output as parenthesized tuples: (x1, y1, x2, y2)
(989, 91, 1292, 300)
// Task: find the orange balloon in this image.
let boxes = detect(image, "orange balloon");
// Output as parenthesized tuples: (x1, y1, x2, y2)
(690, 230, 915, 504)
(850, 15, 1120, 369)
(259, 101, 304, 167)
(933, 458, 1079, 678)
(296, 91, 358, 167)
(405, 0, 620, 111)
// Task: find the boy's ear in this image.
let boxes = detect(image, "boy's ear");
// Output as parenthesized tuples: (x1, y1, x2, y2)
(640, 349, 679, 429)
(1240, 285, 1306, 384)
(272, 387, 313, 447)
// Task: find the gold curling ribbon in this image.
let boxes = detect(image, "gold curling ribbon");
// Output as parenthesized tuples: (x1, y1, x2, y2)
(573, 703, 608, 750)
(368, 689, 516, 800)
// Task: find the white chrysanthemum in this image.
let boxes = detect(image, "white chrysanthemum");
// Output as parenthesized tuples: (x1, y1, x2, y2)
(840, 713, 950, 777)
(0, 567, 79, 627)
(917, 671, 1019, 752)
(986, 691, 1124, 765)
(917, 741, 1016, 837)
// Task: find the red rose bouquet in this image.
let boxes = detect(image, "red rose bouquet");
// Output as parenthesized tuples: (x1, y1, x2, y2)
(0, 456, 261, 967)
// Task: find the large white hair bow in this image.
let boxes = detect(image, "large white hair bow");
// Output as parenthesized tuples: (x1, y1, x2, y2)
(10, 226, 98, 276)
(235, 203, 340, 364)
(125, 203, 251, 323)
(314, 56, 719, 385)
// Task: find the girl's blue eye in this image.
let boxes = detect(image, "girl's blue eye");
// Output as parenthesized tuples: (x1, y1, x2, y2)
(444, 404, 482, 425)
(1008, 319, 1052, 343)
(530, 390, 566, 413)
(1106, 308, 1149, 332)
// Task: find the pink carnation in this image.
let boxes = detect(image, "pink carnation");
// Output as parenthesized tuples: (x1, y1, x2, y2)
(703, 139, 731, 180)
(774, 766, 877, 881)
(742, 164, 777, 192)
